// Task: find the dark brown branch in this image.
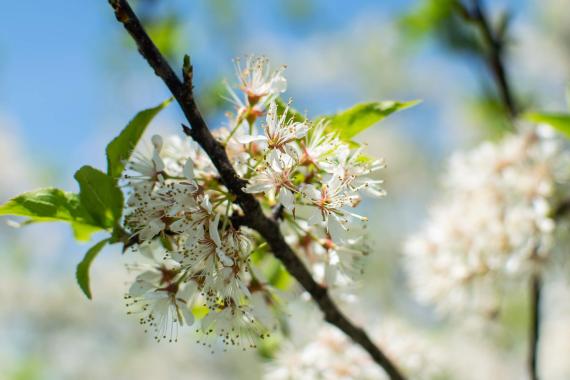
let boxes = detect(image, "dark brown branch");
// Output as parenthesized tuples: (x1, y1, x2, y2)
(455, 0, 518, 118)
(106, 1, 406, 378)
(528, 274, 541, 380)
(553, 199, 570, 220)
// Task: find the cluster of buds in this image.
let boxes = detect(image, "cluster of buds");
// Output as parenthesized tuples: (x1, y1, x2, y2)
(122, 56, 386, 348)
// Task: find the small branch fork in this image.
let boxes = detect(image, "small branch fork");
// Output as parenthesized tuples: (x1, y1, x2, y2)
(106, 0, 406, 378)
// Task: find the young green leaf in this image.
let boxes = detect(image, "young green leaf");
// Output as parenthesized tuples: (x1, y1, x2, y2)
(321, 100, 419, 141)
(267, 261, 293, 291)
(106, 98, 172, 179)
(76, 238, 110, 299)
(74, 166, 124, 229)
(525, 112, 570, 139)
(72, 223, 105, 242)
(0, 187, 103, 241)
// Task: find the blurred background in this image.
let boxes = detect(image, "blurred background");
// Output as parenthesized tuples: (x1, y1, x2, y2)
(1, 0, 570, 379)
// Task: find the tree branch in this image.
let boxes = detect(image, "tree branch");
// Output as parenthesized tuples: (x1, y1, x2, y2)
(106, 1, 406, 378)
(455, 0, 518, 118)
(456, 3, 543, 379)
(528, 273, 541, 380)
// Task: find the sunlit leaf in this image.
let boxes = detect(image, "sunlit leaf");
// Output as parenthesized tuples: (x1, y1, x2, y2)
(72, 223, 105, 242)
(146, 17, 184, 60)
(106, 98, 171, 179)
(0, 188, 103, 241)
(400, 0, 481, 55)
(267, 259, 293, 291)
(76, 238, 110, 299)
(400, 0, 456, 39)
(321, 100, 419, 141)
(525, 112, 570, 139)
(74, 166, 124, 229)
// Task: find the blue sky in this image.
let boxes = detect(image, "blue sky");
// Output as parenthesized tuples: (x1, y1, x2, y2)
(0, 0, 534, 184)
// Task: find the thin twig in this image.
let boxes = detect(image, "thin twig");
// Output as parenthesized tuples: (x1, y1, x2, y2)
(455, 0, 518, 118)
(455, 2, 542, 379)
(528, 274, 541, 380)
(106, 1, 406, 378)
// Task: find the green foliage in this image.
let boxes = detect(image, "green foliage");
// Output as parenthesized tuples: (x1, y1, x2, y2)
(321, 100, 419, 141)
(76, 238, 110, 299)
(267, 260, 293, 291)
(0, 188, 103, 241)
(197, 80, 230, 117)
(469, 94, 512, 139)
(74, 166, 124, 230)
(275, 98, 417, 143)
(146, 16, 184, 61)
(257, 334, 283, 359)
(400, 0, 456, 39)
(525, 112, 570, 139)
(400, 0, 481, 55)
(0, 100, 173, 300)
(106, 98, 171, 179)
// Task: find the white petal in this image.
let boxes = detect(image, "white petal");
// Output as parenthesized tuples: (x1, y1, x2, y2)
(129, 279, 154, 297)
(294, 122, 309, 138)
(183, 158, 195, 180)
(180, 303, 195, 326)
(279, 187, 295, 211)
(235, 134, 266, 144)
(216, 248, 234, 266)
(209, 213, 222, 247)
(270, 75, 287, 94)
(244, 181, 273, 194)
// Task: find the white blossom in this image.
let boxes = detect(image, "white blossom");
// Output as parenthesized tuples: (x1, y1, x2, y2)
(244, 151, 298, 211)
(404, 128, 569, 316)
(125, 245, 196, 343)
(264, 321, 444, 380)
(234, 55, 287, 105)
(125, 134, 166, 184)
(120, 56, 386, 350)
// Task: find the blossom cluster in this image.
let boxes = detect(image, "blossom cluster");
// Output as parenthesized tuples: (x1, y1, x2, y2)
(404, 127, 569, 316)
(121, 56, 385, 348)
(264, 321, 444, 380)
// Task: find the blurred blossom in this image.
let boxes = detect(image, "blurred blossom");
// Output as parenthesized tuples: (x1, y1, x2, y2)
(264, 319, 445, 380)
(404, 126, 570, 317)
(540, 280, 570, 380)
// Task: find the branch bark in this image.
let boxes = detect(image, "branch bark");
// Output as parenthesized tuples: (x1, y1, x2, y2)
(455, 3, 542, 379)
(106, 1, 406, 378)
(455, 0, 518, 118)
(528, 274, 541, 380)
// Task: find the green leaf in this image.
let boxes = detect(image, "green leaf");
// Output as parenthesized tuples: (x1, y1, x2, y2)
(0, 188, 103, 241)
(525, 112, 570, 139)
(267, 260, 293, 291)
(321, 100, 419, 141)
(72, 223, 104, 242)
(76, 238, 110, 299)
(147, 16, 184, 61)
(399, 0, 456, 39)
(106, 99, 171, 179)
(74, 166, 124, 229)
